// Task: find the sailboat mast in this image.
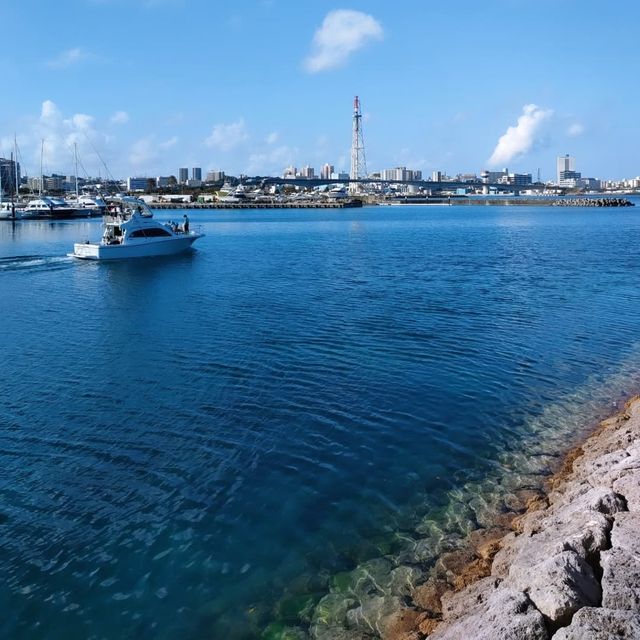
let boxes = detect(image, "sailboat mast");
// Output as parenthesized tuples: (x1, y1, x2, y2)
(14, 135, 19, 202)
(74, 143, 79, 200)
(39, 138, 44, 196)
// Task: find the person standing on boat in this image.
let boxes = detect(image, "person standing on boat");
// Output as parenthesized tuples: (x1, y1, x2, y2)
(183, 214, 189, 233)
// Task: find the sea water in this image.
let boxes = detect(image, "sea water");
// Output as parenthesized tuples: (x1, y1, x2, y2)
(1, 202, 640, 639)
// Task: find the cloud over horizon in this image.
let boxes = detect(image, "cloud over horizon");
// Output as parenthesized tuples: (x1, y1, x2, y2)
(204, 118, 249, 151)
(304, 10, 383, 73)
(110, 110, 130, 125)
(46, 47, 90, 69)
(567, 122, 585, 137)
(488, 104, 553, 166)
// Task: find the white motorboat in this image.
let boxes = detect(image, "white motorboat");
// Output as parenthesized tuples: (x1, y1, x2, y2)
(22, 196, 82, 219)
(0, 201, 22, 220)
(69, 196, 204, 260)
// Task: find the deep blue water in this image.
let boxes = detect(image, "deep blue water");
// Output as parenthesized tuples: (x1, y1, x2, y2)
(1, 202, 640, 639)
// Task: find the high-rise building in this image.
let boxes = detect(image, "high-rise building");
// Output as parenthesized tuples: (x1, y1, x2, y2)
(192, 167, 202, 181)
(299, 165, 315, 179)
(206, 170, 225, 182)
(178, 168, 188, 184)
(381, 167, 422, 182)
(320, 164, 334, 180)
(283, 166, 297, 179)
(0, 157, 20, 195)
(556, 155, 575, 184)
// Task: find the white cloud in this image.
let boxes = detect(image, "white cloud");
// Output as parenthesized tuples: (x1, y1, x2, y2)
(247, 145, 298, 175)
(46, 47, 89, 69)
(265, 131, 279, 145)
(128, 135, 178, 168)
(23, 100, 109, 173)
(110, 110, 130, 125)
(567, 122, 585, 137)
(159, 136, 178, 149)
(304, 10, 383, 73)
(488, 104, 553, 166)
(204, 118, 249, 151)
(129, 137, 157, 167)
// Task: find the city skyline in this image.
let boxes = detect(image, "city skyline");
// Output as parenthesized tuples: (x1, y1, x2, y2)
(2, 0, 639, 182)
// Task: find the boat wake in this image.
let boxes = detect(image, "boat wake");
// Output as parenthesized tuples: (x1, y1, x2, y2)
(0, 254, 74, 273)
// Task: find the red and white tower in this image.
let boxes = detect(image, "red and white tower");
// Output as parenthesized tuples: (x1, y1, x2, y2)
(349, 96, 367, 194)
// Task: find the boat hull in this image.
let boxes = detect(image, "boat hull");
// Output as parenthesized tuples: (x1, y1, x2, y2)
(70, 234, 203, 260)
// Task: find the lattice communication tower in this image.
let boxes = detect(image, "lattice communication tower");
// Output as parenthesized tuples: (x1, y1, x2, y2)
(349, 96, 367, 194)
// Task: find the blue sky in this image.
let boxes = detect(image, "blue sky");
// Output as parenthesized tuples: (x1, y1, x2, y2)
(2, 0, 639, 181)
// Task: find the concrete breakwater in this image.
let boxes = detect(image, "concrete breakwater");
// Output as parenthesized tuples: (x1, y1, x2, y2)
(457, 197, 635, 207)
(149, 199, 363, 210)
(551, 197, 634, 207)
(406, 396, 640, 640)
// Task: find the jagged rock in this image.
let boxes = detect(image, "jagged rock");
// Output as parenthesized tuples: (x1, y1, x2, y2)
(610, 512, 640, 554)
(491, 532, 520, 578)
(543, 486, 627, 523)
(508, 550, 601, 625)
(492, 501, 611, 586)
(552, 607, 640, 639)
(440, 576, 502, 622)
(428, 587, 548, 640)
(600, 512, 640, 610)
(601, 547, 640, 610)
(613, 473, 640, 511)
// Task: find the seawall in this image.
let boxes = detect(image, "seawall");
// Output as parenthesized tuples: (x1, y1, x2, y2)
(403, 396, 640, 639)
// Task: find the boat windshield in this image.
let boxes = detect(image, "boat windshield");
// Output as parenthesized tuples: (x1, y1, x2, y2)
(105, 197, 153, 221)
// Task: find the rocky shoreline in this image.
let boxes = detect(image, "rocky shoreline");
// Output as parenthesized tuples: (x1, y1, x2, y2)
(399, 395, 640, 639)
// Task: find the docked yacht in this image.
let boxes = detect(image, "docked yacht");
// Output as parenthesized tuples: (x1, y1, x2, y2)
(0, 202, 22, 220)
(69, 196, 204, 260)
(22, 197, 81, 219)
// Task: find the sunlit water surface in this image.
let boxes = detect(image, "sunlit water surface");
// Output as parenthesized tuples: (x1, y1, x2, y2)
(1, 202, 640, 639)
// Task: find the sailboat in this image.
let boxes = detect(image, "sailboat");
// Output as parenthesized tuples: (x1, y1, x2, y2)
(0, 143, 22, 220)
(22, 139, 82, 219)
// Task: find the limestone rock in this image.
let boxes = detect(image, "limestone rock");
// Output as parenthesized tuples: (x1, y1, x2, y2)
(601, 547, 640, 610)
(428, 587, 548, 640)
(508, 550, 601, 625)
(544, 486, 627, 522)
(440, 576, 502, 622)
(610, 511, 640, 554)
(600, 512, 640, 610)
(552, 606, 640, 640)
(613, 473, 640, 511)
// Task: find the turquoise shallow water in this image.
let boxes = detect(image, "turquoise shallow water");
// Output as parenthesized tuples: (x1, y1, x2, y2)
(1, 202, 640, 638)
